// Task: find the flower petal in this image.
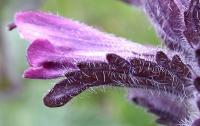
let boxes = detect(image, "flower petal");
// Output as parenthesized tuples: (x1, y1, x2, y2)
(23, 62, 73, 79)
(26, 39, 133, 79)
(17, 11, 162, 79)
(27, 39, 62, 67)
(26, 39, 79, 79)
(23, 66, 66, 79)
(15, 11, 157, 55)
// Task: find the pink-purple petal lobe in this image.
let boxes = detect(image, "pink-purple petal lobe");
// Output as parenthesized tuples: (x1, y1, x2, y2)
(27, 39, 78, 68)
(23, 66, 66, 79)
(27, 39, 60, 67)
(26, 39, 81, 79)
(14, 11, 158, 55)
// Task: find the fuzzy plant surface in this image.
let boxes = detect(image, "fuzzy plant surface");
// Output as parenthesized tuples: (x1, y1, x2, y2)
(8, 0, 200, 126)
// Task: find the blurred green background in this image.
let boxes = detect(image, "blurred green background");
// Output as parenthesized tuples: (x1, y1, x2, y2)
(0, 0, 160, 126)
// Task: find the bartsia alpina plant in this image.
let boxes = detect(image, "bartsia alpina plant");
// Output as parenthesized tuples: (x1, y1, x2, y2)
(8, 0, 200, 125)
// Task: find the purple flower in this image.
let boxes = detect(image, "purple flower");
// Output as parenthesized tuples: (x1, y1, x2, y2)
(9, 0, 200, 125)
